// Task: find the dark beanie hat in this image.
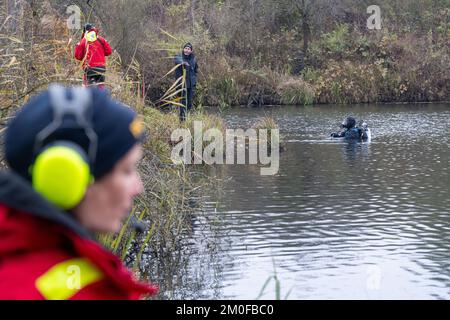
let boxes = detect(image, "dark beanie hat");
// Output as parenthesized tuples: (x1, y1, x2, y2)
(183, 42, 193, 50)
(4, 86, 145, 180)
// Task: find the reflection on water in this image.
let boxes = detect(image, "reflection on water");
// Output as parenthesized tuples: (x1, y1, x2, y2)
(145, 104, 450, 300)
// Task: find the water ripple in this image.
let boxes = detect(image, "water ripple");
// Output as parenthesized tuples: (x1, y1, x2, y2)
(164, 104, 450, 299)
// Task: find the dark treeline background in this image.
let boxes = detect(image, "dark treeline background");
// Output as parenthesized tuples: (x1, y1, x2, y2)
(3, 0, 450, 107)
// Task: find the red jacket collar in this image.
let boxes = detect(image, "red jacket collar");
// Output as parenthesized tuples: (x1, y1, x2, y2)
(0, 205, 158, 297)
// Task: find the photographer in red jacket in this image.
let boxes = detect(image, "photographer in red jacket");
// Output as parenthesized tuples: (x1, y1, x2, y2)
(75, 24, 112, 89)
(0, 84, 158, 300)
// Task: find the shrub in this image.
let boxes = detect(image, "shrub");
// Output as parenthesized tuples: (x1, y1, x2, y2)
(276, 76, 315, 105)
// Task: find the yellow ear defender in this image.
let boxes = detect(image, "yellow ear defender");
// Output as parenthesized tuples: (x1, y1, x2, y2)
(31, 142, 92, 209)
(31, 84, 98, 210)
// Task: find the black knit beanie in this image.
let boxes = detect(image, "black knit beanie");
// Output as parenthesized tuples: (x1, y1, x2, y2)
(4, 86, 145, 180)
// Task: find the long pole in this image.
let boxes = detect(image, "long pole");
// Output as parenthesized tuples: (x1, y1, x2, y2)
(182, 66, 187, 118)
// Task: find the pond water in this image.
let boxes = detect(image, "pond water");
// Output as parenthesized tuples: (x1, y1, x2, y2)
(153, 103, 450, 300)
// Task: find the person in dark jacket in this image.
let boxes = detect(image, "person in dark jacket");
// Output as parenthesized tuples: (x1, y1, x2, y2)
(174, 43, 198, 121)
(0, 84, 158, 300)
(331, 116, 357, 138)
(331, 116, 369, 141)
(75, 24, 112, 89)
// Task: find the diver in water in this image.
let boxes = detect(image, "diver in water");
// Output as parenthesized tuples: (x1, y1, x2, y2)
(331, 116, 369, 141)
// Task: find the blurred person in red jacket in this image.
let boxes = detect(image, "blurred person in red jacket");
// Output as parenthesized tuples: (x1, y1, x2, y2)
(0, 84, 158, 300)
(75, 24, 112, 89)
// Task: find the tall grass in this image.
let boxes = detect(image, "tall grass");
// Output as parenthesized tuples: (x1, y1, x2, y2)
(256, 259, 293, 300)
(276, 76, 315, 105)
(96, 31, 229, 274)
